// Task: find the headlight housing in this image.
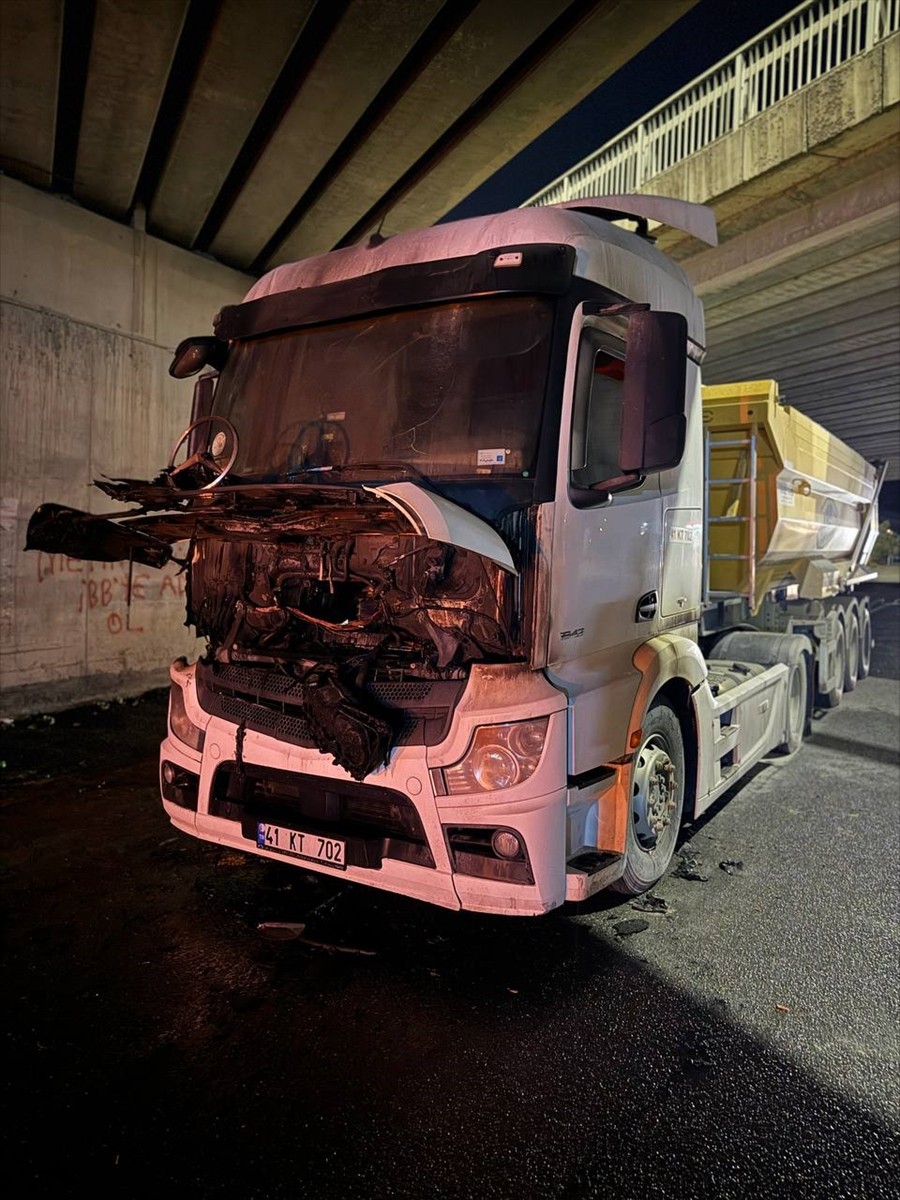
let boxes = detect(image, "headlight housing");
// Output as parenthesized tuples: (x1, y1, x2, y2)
(168, 682, 205, 752)
(442, 718, 549, 794)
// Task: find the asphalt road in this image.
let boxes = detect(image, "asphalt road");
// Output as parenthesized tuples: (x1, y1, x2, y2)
(2, 584, 898, 1200)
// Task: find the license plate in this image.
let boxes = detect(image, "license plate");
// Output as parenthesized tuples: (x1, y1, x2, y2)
(256, 822, 346, 871)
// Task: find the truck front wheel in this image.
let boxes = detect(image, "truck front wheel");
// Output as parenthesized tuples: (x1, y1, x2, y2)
(611, 701, 685, 896)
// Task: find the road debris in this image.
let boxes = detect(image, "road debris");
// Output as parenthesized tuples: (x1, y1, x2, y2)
(630, 893, 669, 914)
(256, 921, 307, 940)
(216, 850, 250, 869)
(719, 859, 744, 875)
(295, 936, 376, 957)
(613, 918, 650, 937)
(680, 1032, 715, 1072)
(775, 1003, 792, 1013)
(673, 843, 709, 882)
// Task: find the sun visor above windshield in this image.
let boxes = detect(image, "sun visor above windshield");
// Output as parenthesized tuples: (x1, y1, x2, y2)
(214, 244, 576, 341)
(363, 483, 518, 574)
(551, 196, 718, 247)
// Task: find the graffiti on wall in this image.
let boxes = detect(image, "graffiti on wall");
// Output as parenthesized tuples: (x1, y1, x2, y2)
(35, 552, 187, 636)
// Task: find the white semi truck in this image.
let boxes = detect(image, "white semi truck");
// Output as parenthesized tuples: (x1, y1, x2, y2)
(26, 196, 884, 915)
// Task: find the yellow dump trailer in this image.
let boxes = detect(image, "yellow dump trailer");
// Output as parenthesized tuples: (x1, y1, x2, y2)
(702, 380, 882, 614)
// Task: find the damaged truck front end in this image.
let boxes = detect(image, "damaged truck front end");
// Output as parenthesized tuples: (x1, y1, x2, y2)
(28, 242, 577, 914)
(182, 488, 530, 780)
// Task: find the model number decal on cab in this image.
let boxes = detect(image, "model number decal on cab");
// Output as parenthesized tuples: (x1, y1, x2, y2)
(560, 627, 584, 640)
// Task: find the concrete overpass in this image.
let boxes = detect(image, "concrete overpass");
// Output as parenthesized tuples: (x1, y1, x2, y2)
(2, 0, 703, 713)
(0, 0, 696, 272)
(526, 0, 900, 479)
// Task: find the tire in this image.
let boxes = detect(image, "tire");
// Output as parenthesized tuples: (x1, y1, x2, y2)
(610, 701, 685, 896)
(843, 609, 860, 693)
(858, 601, 873, 679)
(774, 655, 808, 757)
(817, 622, 845, 709)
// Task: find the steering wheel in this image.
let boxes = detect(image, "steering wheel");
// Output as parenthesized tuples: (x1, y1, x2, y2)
(167, 416, 239, 490)
(286, 419, 350, 473)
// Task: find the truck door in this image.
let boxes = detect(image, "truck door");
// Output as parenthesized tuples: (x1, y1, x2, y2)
(547, 315, 663, 775)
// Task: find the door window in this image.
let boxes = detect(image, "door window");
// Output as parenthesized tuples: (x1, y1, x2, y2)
(570, 331, 630, 491)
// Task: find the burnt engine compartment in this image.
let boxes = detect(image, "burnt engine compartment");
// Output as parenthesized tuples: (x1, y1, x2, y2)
(25, 478, 534, 780)
(188, 530, 524, 778)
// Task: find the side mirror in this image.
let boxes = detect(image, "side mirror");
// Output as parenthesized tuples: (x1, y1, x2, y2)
(620, 311, 688, 473)
(169, 336, 226, 379)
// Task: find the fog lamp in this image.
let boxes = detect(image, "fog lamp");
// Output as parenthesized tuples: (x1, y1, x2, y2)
(491, 830, 522, 859)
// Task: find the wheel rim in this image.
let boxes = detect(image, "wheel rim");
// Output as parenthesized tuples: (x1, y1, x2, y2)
(788, 663, 804, 734)
(836, 630, 845, 689)
(632, 734, 678, 851)
(847, 619, 859, 682)
(861, 613, 872, 671)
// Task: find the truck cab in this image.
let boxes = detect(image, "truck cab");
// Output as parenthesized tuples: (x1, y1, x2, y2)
(26, 197, 880, 915)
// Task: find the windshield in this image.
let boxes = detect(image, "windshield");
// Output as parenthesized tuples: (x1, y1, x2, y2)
(211, 295, 554, 482)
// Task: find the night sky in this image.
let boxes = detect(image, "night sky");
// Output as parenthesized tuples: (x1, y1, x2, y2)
(444, 0, 807, 220)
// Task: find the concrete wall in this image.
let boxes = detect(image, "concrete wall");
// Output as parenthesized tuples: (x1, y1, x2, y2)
(0, 176, 253, 718)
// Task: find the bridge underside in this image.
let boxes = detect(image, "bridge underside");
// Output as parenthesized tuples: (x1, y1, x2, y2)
(0, 0, 694, 274)
(650, 35, 900, 480)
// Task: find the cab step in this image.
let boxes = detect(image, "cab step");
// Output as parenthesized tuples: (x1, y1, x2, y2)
(565, 851, 624, 901)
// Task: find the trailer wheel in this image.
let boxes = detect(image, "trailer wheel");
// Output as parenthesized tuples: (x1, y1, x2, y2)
(858, 601, 873, 679)
(610, 701, 684, 896)
(817, 622, 845, 709)
(843, 609, 860, 693)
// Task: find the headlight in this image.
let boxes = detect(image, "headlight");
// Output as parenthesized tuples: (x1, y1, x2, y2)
(442, 718, 548, 794)
(168, 683, 205, 752)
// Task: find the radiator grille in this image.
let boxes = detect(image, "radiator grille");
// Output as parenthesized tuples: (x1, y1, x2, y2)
(195, 661, 463, 748)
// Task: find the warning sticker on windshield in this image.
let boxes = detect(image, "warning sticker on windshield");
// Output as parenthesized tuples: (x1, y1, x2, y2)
(477, 448, 507, 466)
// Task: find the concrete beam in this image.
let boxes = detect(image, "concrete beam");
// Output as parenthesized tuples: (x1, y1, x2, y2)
(150, 0, 314, 248)
(264, 0, 572, 267)
(682, 166, 900, 292)
(0, 0, 62, 189)
(704, 270, 900, 347)
(74, 0, 187, 219)
(378, 0, 697, 248)
(206, 0, 450, 267)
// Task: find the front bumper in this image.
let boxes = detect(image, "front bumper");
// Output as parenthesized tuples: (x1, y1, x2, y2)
(161, 662, 570, 916)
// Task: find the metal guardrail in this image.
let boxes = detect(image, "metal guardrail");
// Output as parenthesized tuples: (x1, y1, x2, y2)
(523, 0, 899, 208)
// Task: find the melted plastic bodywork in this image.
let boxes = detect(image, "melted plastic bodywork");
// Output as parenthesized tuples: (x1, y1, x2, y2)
(26, 480, 526, 778)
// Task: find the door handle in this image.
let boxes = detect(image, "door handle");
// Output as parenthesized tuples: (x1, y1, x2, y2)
(636, 590, 658, 621)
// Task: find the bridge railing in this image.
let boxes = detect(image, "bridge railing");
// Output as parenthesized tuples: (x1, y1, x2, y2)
(523, 0, 899, 208)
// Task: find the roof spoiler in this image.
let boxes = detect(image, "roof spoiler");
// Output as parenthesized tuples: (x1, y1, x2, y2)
(549, 195, 718, 247)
